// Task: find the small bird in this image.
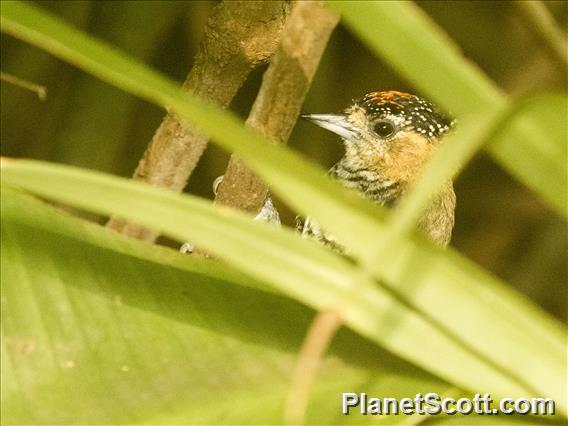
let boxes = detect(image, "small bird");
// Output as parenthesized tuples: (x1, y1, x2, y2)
(298, 90, 456, 249)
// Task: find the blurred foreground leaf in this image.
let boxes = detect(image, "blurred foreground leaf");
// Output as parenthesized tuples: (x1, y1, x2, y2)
(2, 188, 459, 424)
(3, 160, 566, 418)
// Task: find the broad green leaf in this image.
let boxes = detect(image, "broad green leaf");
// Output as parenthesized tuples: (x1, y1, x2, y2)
(2, 188, 456, 424)
(330, 1, 567, 216)
(1, 1, 566, 415)
(3, 161, 566, 417)
(0, 188, 555, 425)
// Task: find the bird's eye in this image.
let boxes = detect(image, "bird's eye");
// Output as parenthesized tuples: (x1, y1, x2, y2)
(372, 120, 395, 138)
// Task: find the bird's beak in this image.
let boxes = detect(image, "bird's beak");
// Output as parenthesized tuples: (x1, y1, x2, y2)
(301, 114, 358, 141)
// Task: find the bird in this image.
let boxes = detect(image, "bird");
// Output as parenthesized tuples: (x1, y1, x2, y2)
(297, 90, 456, 250)
(181, 90, 455, 254)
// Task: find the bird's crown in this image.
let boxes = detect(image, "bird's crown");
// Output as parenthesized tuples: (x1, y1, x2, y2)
(354, 90, 455, 139)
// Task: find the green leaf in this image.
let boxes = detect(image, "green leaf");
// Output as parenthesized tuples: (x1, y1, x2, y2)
(3, 188, 456, 424)
(489, 93, 568, 214)
(3, 161, 566, 417)
(329, 1, 567, 216)
(0, 188, 555, 425)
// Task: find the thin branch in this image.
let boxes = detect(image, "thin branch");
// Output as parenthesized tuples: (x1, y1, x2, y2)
(199, 2, 342, 421)
(515, 0, 568, 71)
(106, 0, 290, 241)
(1, 72, 47, 100)
(284, 309, 342, 425)
(214, 1, 339, 214)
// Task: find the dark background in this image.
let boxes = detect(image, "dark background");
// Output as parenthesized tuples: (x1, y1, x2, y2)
(1, 1, 566, 320)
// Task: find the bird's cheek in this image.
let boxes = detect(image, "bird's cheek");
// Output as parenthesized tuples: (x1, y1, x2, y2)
(383, 139, 435, 183)
(353, 139, 384, 161)
(369, 137, 390, 159)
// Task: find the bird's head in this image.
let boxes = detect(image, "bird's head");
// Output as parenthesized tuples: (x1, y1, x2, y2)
(303, 91, 455, 184)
